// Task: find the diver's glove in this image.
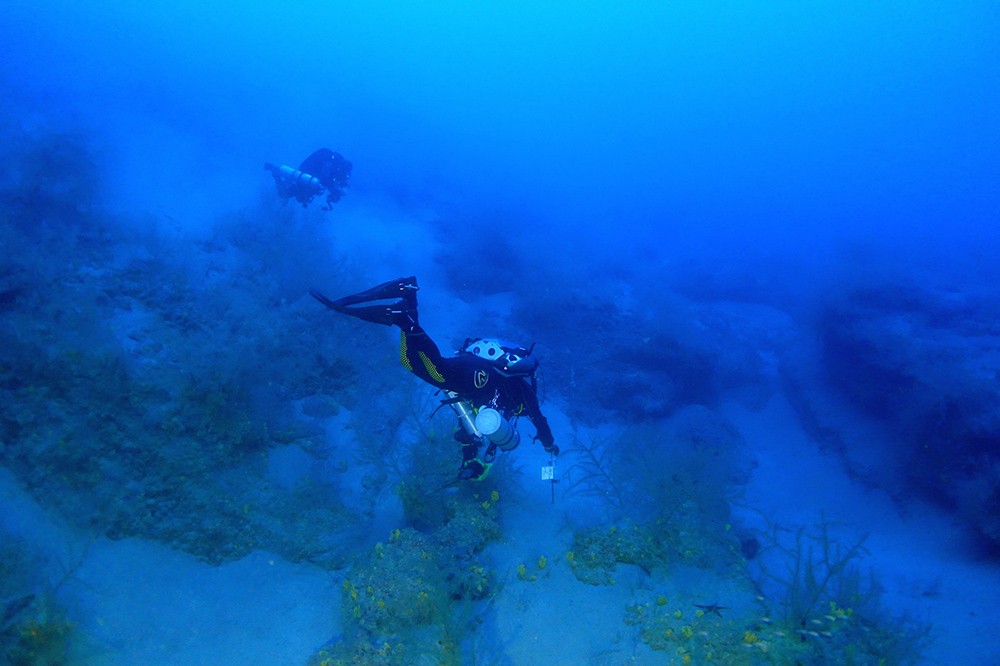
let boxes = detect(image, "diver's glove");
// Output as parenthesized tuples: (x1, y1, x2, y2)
(542, 441, 559, 457)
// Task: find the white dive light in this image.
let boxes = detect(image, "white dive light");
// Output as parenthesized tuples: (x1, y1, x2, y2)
(474, 408, 520, 451)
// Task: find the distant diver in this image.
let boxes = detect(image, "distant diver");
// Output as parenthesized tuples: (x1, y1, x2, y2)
(264, 148, 352, 210)
(311, 276, 557, 483)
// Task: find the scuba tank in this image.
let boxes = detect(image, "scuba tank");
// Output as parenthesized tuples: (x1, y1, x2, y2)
(450, 397, 480, 440)
(264, 163, 324, 202)
(274, 165, 322, 195)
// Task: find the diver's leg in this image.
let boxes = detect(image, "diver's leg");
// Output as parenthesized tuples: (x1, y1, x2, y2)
(399, 317, 456, 389)
(457, 428, 480, 468)
(399, 321, 443, 361)
(265, 163, 291, 199)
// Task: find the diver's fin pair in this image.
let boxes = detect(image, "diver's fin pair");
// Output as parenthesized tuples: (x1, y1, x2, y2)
(310, 276, 418, 328)
(333, 276, 418, 307)
(310, 290, 406, 326)
(309, 289, 339, 310)
(426, 462, 492, 495)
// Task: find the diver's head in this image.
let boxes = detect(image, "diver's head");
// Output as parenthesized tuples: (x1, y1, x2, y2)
(463, 338, 538, 376)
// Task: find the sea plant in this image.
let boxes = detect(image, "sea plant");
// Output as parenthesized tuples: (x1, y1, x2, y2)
(566, 423, 737, 526)
(748, 511, 933, 666)
(3, 598, 75, 666)
(314, 492, 501, 666)
(753, 510, 870, 628)
(565, 424, 744, 582)
(0, 534, 82, 666)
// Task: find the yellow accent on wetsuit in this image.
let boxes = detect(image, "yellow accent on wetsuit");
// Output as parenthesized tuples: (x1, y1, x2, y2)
(400, 331, 413, 371)
(419, 351, 446, 383)
(400, 331, 445, 383)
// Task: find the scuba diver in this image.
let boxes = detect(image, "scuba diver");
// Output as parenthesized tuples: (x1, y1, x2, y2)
(265, 148, 352, 210)
(310, 277, 557, 482)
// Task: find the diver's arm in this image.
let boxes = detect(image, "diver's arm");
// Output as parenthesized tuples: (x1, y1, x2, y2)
(519, 380, 557, 454)
(534, 415, 556, 454)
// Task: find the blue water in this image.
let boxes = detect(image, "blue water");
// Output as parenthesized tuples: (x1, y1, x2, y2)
(1, 2, 998, 665)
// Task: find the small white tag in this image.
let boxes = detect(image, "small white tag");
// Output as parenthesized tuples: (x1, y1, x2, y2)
(541, 466, 554, 480)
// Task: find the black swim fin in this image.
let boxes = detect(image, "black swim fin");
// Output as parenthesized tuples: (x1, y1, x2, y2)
(309, 288, 338, 309)
(332, 277, 418, 307)
(311, 289, 414, 327)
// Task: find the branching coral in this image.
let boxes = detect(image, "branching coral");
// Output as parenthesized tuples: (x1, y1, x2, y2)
(753, 511, 870, 628)
(747, 511, 933, 666)
(566, 423, 739, 526)
(565, 431, 626, 512)
(565, 423, 744, 582)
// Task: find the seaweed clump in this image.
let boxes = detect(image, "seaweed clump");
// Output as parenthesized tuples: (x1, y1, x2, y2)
(310, 494, 502, 666)
(0, 116, 376, 567)
(619, 512, 933, 665)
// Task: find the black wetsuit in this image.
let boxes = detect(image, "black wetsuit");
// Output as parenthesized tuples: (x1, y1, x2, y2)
(310, 276, 555, 452)
(398, 323, 554, 448)
(299, 149, 352, 190)
(300, 149, 351, 203)
(268, 148, 352, 207)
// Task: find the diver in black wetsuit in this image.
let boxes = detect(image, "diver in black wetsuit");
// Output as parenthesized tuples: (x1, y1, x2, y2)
(265, 148, 352, 209)
(310, 277, 557, 481)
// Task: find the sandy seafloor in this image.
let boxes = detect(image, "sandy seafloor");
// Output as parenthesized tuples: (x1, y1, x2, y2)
(2, 375, 998, 666)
